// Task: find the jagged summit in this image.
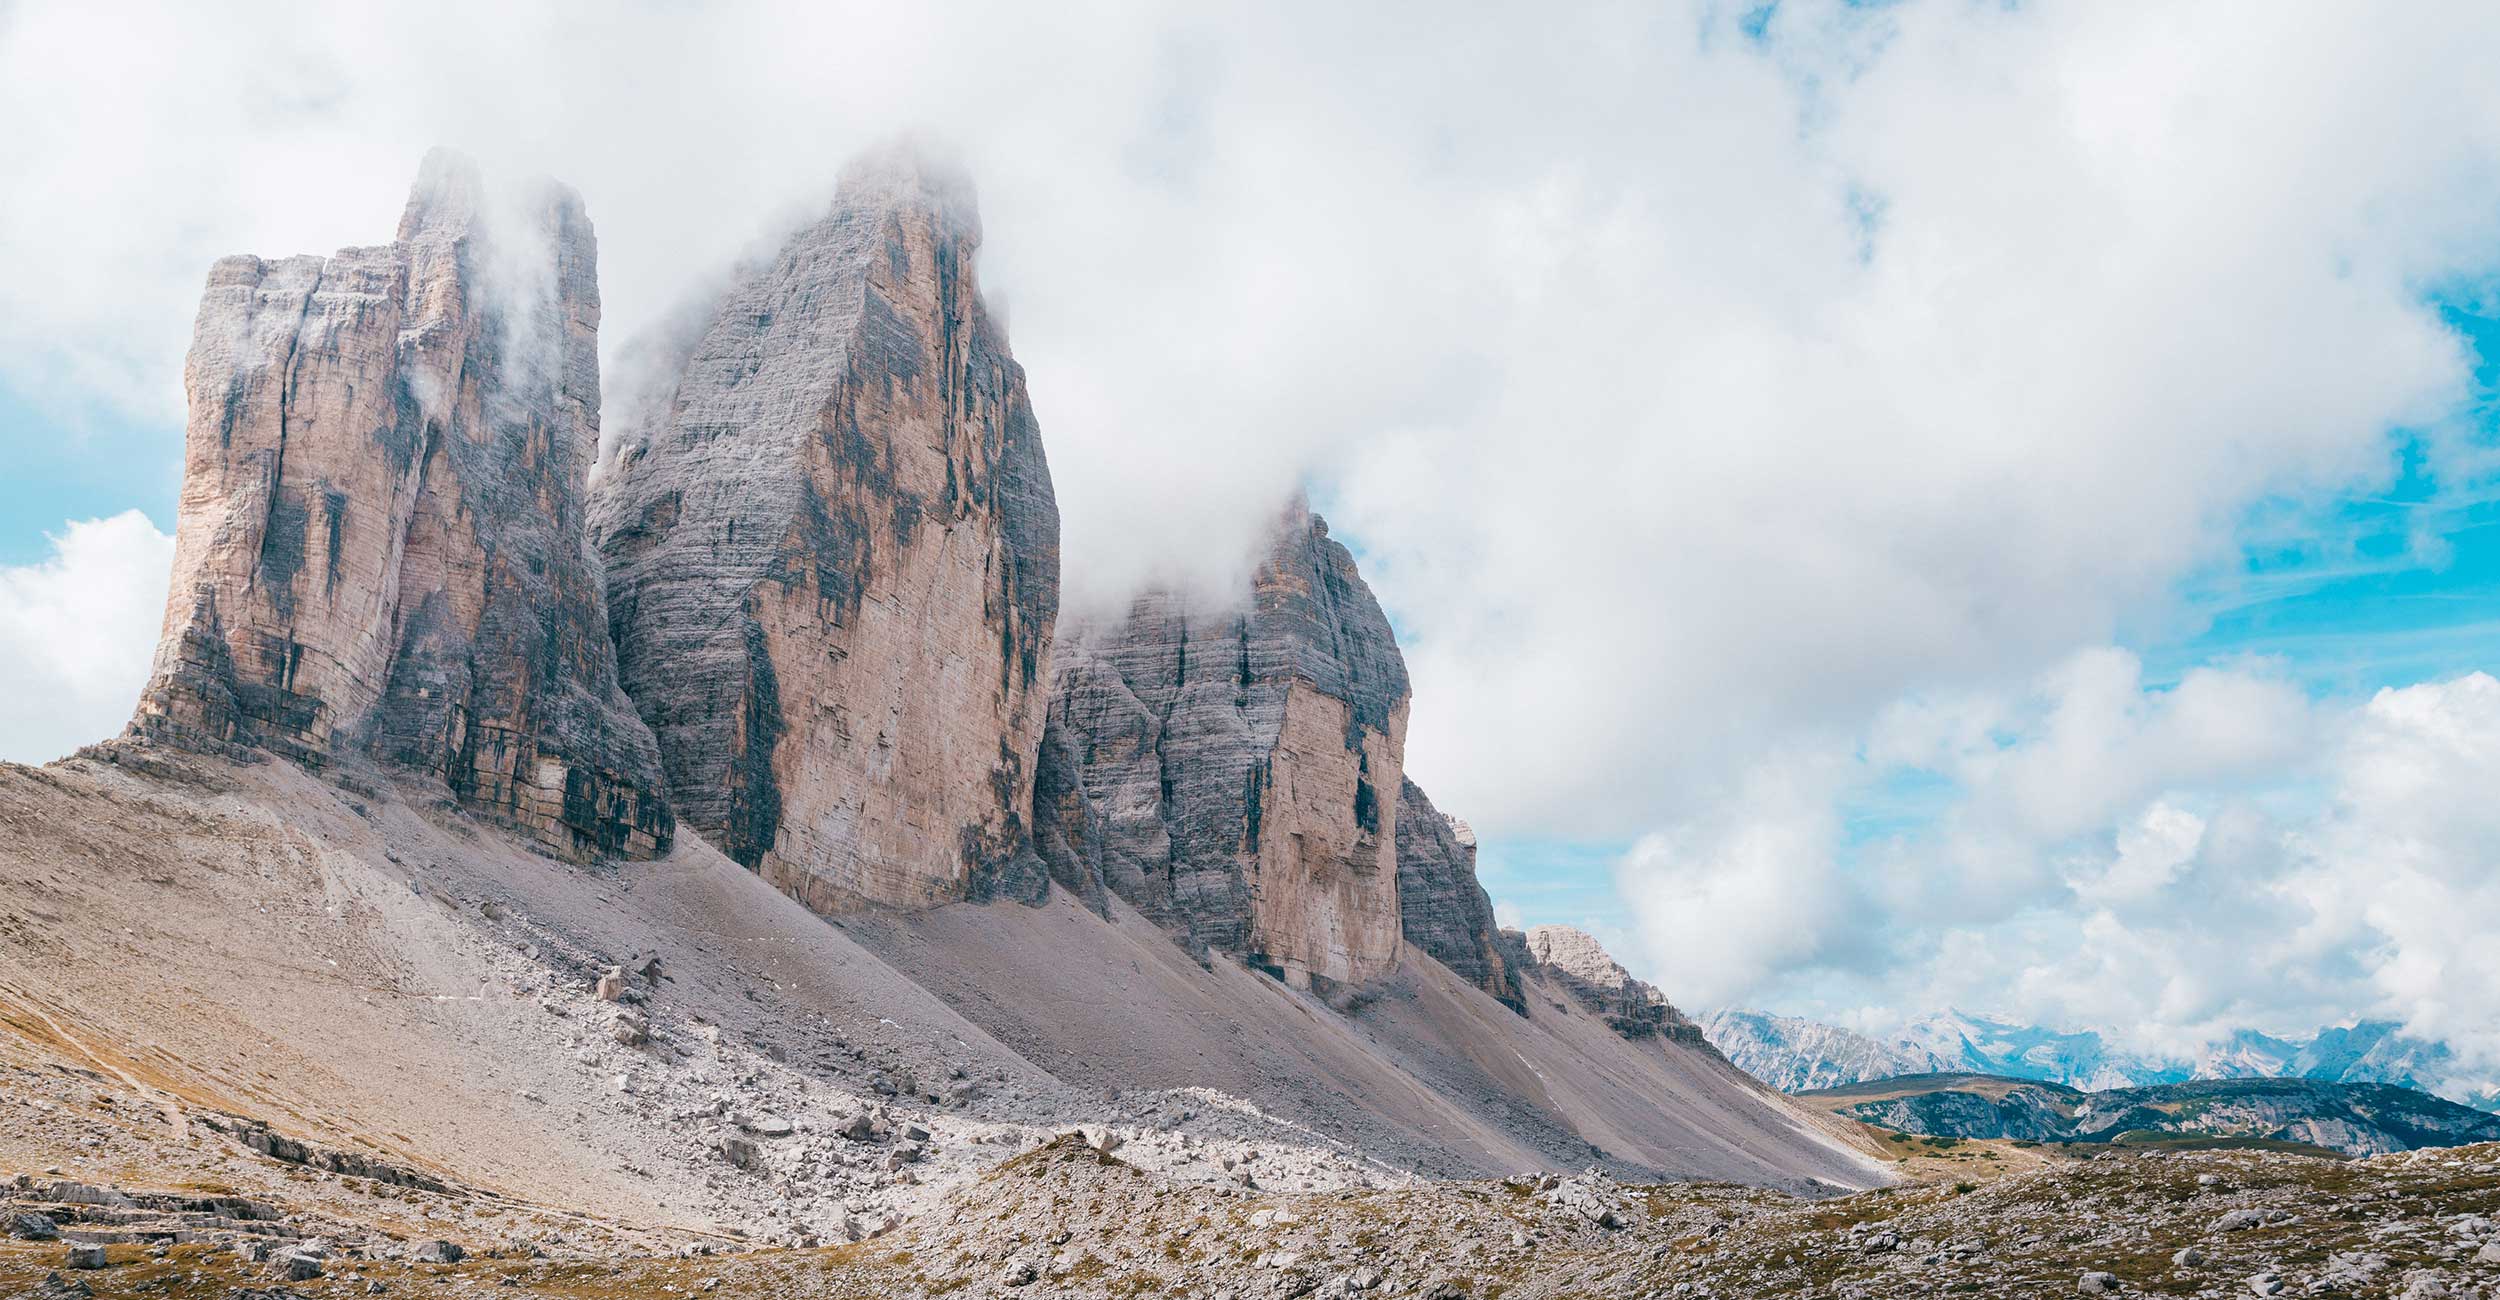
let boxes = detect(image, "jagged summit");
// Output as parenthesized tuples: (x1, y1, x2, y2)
(593, 140, 1059, 912)
(127, 148, 672, 861)
(398, 146, 487, 238)
(828, 138, 984, 240)
(1034, 495, 1411, 992)
(1504, 924, 1705, 1041)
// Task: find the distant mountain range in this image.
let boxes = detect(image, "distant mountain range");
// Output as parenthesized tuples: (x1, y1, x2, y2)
(1699, 1008, 2499, 1111)
(1789, 1073, 2500, 1158)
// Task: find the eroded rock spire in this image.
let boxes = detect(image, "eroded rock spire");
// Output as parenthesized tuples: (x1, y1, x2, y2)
(593, 142, 1060, 911)
(1035, 497, 1410, 993)
(131, 149, 673, 861)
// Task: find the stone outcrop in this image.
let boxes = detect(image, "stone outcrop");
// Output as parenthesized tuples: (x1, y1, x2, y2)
(1036, 500, 1409, 992)
(129, 150, 672, 861)
(1395, 778, 1522, 1010)
(1502, 925, 1704, 1043)
(593, 145, 1059, 912)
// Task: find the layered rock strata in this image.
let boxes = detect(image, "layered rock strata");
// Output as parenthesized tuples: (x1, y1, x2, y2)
(1036, 501, 1409, 991)
(1395, 778, 1523, 1010)
(130, 150, 672, 860)
(593, 146, 1059, 912)
(1502, 925, 1706, 1043)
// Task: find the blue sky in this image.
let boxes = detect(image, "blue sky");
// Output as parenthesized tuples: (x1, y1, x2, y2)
(2146, 299, 2500, 691)
(0, 386, 178, 565)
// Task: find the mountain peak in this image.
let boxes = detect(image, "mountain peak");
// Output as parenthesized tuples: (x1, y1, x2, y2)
(592, 141, 1058, 910)
(1036, 496, 1411, 992)
(1707, 1007, 2492, 1109)
(126, 149, 670, 862)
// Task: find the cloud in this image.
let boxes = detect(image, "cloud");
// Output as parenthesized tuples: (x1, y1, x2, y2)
(1860, 649, 2316, 918)
(1664, 653, 2500, 1087)
(2067, 802, 2204, 906)
(1337, 2, 2500, 835)
(2289, 674, 2500, 1072)
(0, 512, 174, 765)
(10, 2, 2494, 646)
(1616, 752, 1848, 1010)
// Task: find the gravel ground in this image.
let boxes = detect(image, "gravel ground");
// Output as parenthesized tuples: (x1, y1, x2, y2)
(4, 1132, 2497, 1297)
(0, 743, 1904, 1298)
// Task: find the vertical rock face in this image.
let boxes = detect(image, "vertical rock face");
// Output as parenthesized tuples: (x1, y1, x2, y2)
(130, 150, 673, 861)
(1395, 778, 1522, 1011)
(1037, 501, 1409, 991)
(593, 146, 1060, 913)
(1500, 925, 1704, 1042)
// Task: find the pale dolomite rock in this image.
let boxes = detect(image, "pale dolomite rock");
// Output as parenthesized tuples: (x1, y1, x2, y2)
(1036, 500, 1409, 992)
(128, 149, 672, 861)
(1502, 925, 1703, 1042)
(593, 144, 1059, 912)
(1395, 778, 1522, 1010)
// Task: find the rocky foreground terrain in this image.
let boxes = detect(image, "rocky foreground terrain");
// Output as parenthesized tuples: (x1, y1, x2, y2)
(7, 1085, 2500, 1298)
(0, 738, 1881, 1296)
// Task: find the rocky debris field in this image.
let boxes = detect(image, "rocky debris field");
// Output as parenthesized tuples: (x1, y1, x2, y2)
(0, 858, 1398, 1256)
(6, 1124, 2498, 1298)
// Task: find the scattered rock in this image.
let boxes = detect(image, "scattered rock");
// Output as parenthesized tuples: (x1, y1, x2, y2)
(35, 1271, 94, 1300)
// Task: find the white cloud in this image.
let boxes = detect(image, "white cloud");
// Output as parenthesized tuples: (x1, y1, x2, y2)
(1860, 649, 2315, 918)
(1341, 1, 2498, 835)
(2068, 802, 2205, 906)
(1616, 753, 1848, 1010)
(8, 1, 2494, 668)
(2289, 674, 2500, 1070)
(0, 512, 174, 765)
(1672, 658, 2500, 1085)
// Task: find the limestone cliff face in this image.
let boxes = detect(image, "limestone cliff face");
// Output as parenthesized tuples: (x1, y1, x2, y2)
(593, 147, 1059, 913)
(1037, 502, 1409, 991)
(130, 151, 673, 861)
(1500, 925, 1706, 1043)
(1395, 778, 1522, 1011)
